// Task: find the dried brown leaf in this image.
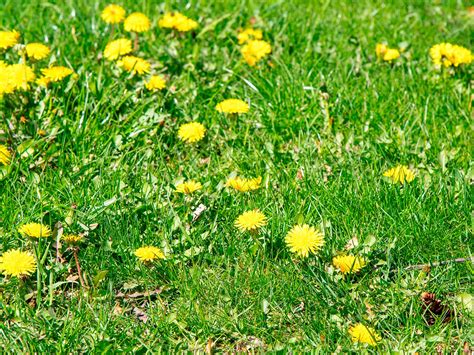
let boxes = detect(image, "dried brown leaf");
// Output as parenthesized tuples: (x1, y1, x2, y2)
(192, 204, 207, 222)
(113, 302, 123, 315)
(235, 336, 264, 352)
(296, 168, 304, 180)
(463, 342, 471, 354)
(199, 157, 211, 165)
(116, 288, 163, 300)
(421, 292, 454, 325)
(292, 301, 305, 313)
(205, 338, 214, 354)
(344, 235, 359, 250)
(66, 274, 79, 282)
(365, 301, 375, 320)
(133, 307, 148, 323)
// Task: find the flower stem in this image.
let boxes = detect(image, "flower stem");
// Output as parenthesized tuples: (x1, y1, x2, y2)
(73, 248, 85, 288)
(20, 48, 27, 64)
(34, 241, 42, 310)
(48, 271, 54, 306)
(134, 32, 139, 51)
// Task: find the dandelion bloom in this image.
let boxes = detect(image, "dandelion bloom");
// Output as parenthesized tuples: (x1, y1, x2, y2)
(238, 28, 263, 45)
(0, 145, 11, 165)
(285, 224, 324, 258)
(25, 43, 50, 60)
(62, 234, 84, 245)
(117, 55, 150, 75)
(215, 99, 249, 114)
(158, 12, 177, 29)
(383, 48, 400, 61)
(0, 249, 36, 278)
(332, 255, 367, 274)
(0, 68, 16, 95)
(174, 17, 198, 32)
(226, 176, 262, 192)
(383, 165, 415, 184)
(348, 324, 381, 346)
(235, 209, 267, 232)
(41, 66, 73, 82)
(375, 43, 387, 58)
(36, 76, 51, 87)
(429, 43, 473, 68)
(124, 12, 151, 32)
(241, 39, 271, 66)
(158, 12, 198, 32)
(0, 30, 20, 49)
(7, 64, 36, 91)
(18, 222, 52, 238)
(135, 246, 165, 262)
(175, 180, 202, 194)
(0, 77, 14, 94)
(375, 43, 400, 61)
(104, 38, 132, 60)
(178, 122, 206, 143)
(101, 4, 126, 24)
(145, 75, 166, 91)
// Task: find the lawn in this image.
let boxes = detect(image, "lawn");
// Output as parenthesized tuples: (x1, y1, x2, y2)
(0, 0, 473, 352)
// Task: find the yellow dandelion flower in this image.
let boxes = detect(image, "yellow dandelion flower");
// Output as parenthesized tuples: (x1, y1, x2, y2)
(158, 13, 177, 29)
(134, 246, 165, 262)
(41, 66, 73, 82)
(0, 78, 14, 94)
(145, 75, 166, 91)
(375, 43, 388, 58)
(247, 177, 262, 190)
(117, 55, 150, 75)
(36, 76, 51, 87)
(332, 255, 367, 274)
(7, 64, 36, 91)
(25, 43, 50, 60)
(178, 122, 206, 143)
(0, 68, 16, 95)
(376, 44, 400, 61)
(0, 30, 20, 50)
(0, 145, 11, 165)
(62, 234, 84, 244)
(383, 165, 415, 184)
(104, 38, 132, 60)
(429, 43, 473, 68)
(0, 249, 36, 278)
(175, 180, 202, 194)
(285, 224, 324, 258)
(215, 99, 249, 114)
(235, 209, 267, 232)
(241, 39, 271, 66)
(383, 48, 400, 61)
(429, 44, 445, 67)
(348, 323, 381, 346)
(175, 17, 198, 32)
(124, 12, 151, 33)
(101, 4, 126, 24)
(18, 222, 52, 238)
(238, 28, 263, 45)
(158, 12, 198, 32)
(226, 176, 262, 192)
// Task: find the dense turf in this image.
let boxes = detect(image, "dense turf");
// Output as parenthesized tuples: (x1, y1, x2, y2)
(1, 0, 473, 352)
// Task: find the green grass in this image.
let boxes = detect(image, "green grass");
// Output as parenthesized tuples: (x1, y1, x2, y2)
(1, 0, 473, 352)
